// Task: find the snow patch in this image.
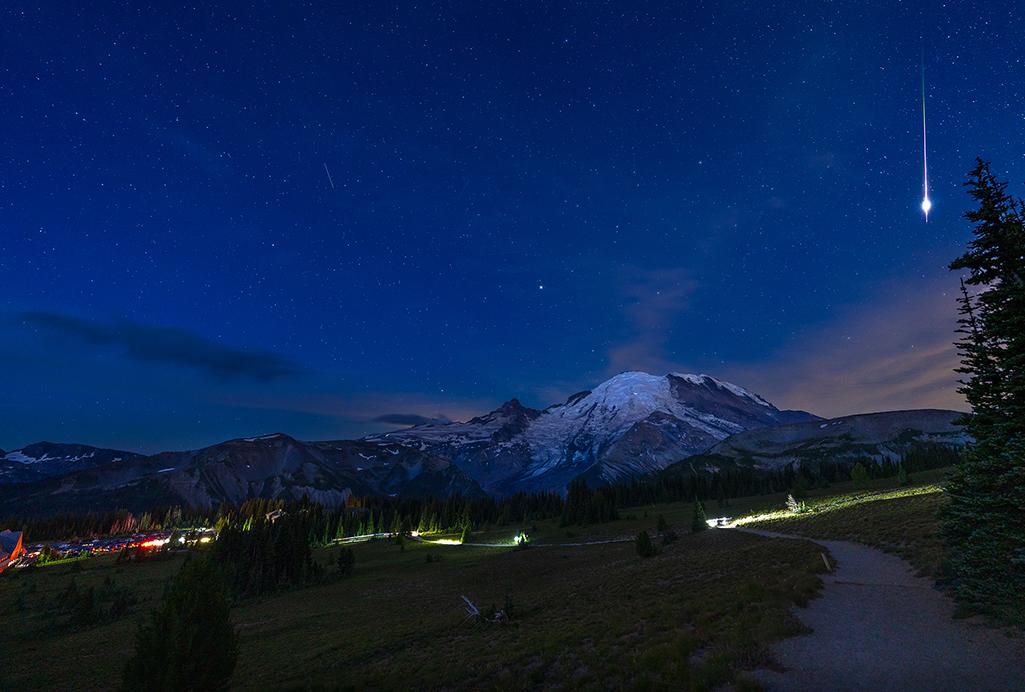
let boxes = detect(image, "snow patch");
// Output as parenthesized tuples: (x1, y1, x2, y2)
(4, 452, 36, 464)
(243, 434, 283, 442)
(671, 372, 773, 408)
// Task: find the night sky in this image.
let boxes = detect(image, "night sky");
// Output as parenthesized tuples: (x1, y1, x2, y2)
(3, 2, 1023, 453)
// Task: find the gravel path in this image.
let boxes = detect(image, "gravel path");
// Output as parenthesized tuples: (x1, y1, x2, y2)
(737, 527, 1025, 692)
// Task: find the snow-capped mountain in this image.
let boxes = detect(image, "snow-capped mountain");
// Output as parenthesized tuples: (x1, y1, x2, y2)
(370, 371, 819, 493)
(0, 442, 143, 484)
(0, 371, 819, 513)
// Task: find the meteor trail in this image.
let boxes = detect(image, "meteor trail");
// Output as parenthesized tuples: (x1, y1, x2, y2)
(323, 162, 336, 190)
(920, 64, 931, 220)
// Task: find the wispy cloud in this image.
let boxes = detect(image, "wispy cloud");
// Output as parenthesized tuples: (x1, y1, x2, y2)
(723, 275, 967, 417)
(372, 413, 452, 426)
(20, 311, 301, 381)
(217, 389, 493, 433)
(606, 266, 696, 375)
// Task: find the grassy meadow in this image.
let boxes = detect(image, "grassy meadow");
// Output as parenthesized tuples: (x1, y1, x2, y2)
(0, 467, 953, 690)
(741, 468, 951, 577)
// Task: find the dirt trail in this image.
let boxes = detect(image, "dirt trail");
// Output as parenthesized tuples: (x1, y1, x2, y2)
(737, 527, 1025, 692)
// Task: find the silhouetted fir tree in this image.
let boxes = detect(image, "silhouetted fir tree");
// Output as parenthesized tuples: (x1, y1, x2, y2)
(559, 478, 619, 526)
(337, 547, 355, 576)
(561, 478, 591, 525)
(943, 159, 1025, 622)
(68, 586, 97, 629)
(690, 500, 707, 532)
(897, 464, 909, 486)
(850, 462, 869, 488)
(122, 556, 237, 691)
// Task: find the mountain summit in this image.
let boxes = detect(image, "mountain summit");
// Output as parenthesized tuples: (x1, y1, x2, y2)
(369, 371, 819, 493)
(0, 371, 819, 511)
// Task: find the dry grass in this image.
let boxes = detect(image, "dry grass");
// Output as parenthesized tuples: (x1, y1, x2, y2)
(0, 528, 827, 691)
(744, 484, 949, 578)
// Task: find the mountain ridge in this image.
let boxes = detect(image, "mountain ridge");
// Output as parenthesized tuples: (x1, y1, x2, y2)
(664, 408, 968, 476)
(2, 372, 966, 517)
(368, 371, 820, 492)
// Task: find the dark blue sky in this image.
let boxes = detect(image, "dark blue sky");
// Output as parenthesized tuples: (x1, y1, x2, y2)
(3, 2, 1022, 453)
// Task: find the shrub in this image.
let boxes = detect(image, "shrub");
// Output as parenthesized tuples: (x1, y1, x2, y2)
(785, 494, 808, 514)
(337, 547, 355, 576)
(635, 531, 658, 558)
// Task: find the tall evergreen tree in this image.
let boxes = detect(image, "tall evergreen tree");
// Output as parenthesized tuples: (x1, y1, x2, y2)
(690, 500, 708, 533)
(122, 556, 237, 691)
(943, 158, 1025, 622)
(850, 462, 869, 488)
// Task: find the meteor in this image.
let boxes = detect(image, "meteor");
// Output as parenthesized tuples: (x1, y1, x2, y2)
(920, 64, 931, 220)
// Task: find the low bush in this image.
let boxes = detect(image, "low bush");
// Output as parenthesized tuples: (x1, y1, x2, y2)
(636, 530, 659, 558)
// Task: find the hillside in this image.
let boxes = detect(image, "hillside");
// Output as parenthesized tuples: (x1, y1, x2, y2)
(666, 409, 967, 475)
(0, 434, 484, 515)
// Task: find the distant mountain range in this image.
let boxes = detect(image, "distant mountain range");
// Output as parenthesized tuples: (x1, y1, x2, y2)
(0, 372, 967, 515)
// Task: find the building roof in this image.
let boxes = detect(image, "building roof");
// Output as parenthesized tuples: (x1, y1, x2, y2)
(0, 530, 23, 557)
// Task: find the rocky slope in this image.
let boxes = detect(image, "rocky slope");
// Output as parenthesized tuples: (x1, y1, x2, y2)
(371, 372, 819, 493)
(667, 409, 968, 473)
(0, 433, 484, 515)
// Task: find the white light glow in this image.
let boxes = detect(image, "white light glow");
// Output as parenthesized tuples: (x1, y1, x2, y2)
(920, 64, 931, 221)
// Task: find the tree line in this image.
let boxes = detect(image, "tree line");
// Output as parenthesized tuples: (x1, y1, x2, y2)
(608, 443, 961, 509)
(5, 441, 964, 548)
(3, 489, 568, 545)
